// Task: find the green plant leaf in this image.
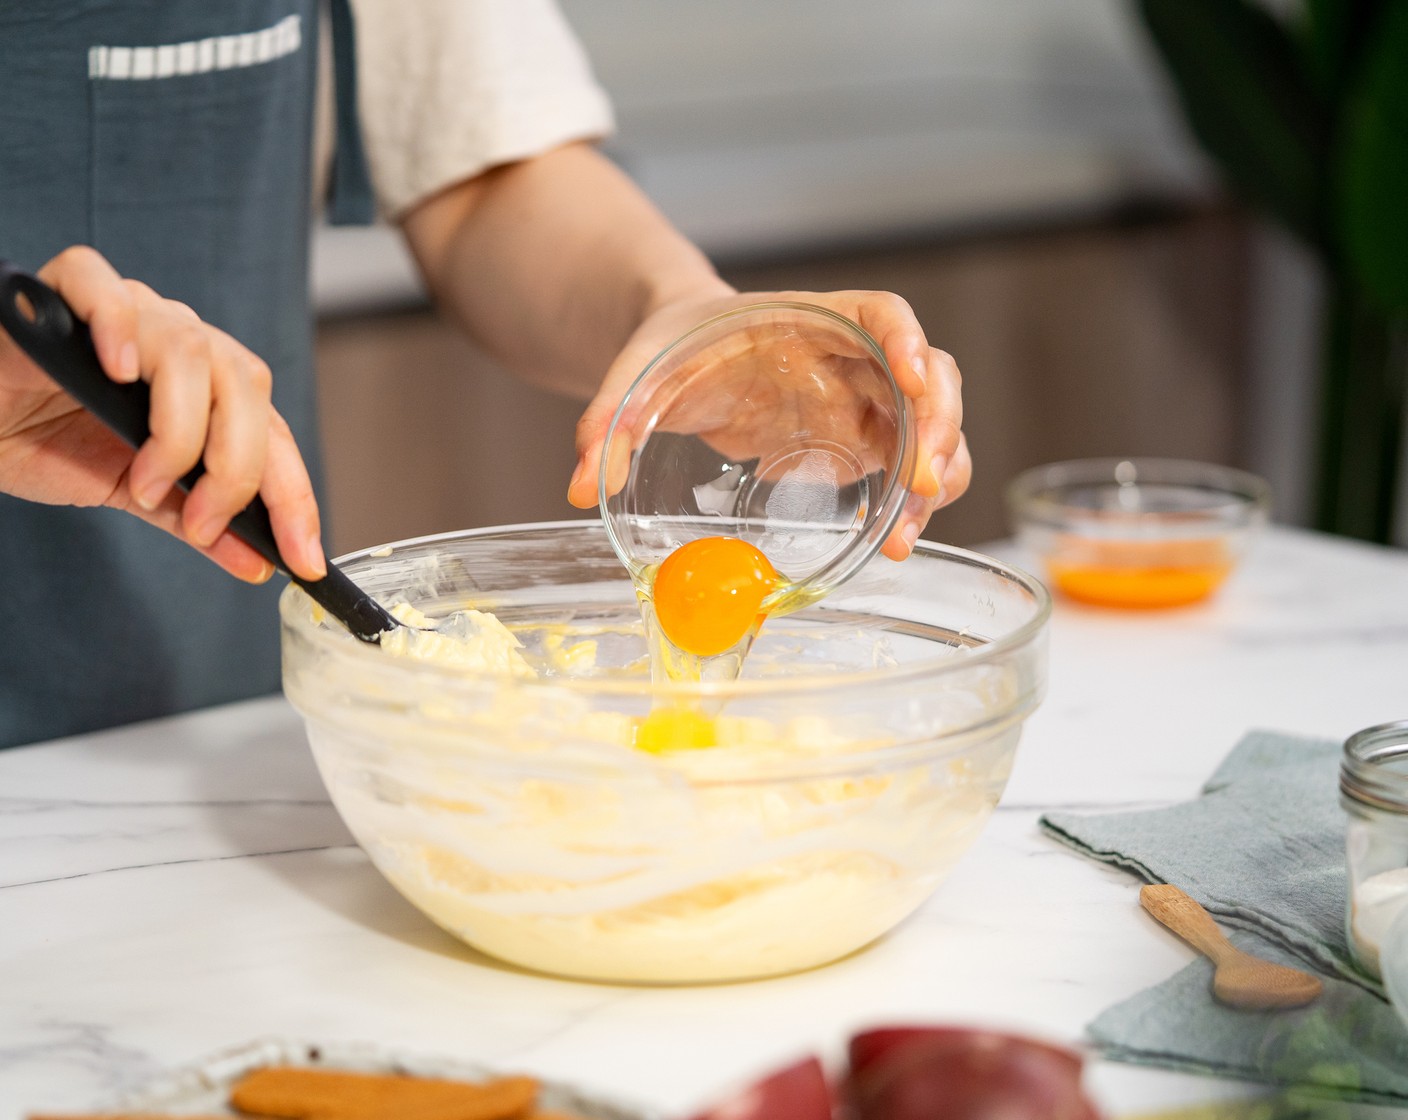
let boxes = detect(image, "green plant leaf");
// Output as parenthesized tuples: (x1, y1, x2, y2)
(1137, 0, 1330, 249)
(1335, 0, 1408, 311)
(1300, 0, 1383, 99)
(1313, 283, 1408, 541)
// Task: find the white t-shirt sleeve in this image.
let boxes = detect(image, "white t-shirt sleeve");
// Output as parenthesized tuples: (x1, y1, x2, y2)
(347, 0, 615, 219)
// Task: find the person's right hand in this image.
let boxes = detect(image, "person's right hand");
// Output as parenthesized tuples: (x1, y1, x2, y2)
(0, 246, 325, 583)
(570, 289, 971, 561)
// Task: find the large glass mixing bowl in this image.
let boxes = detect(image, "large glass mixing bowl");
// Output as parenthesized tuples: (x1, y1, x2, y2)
(281, 522, 1050, 984)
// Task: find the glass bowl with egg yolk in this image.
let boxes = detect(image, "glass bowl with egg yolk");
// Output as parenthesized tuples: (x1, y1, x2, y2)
(598, 302, 916, 681)
(1007, 458, 1270, 609)
(281, 521, 1050, 984)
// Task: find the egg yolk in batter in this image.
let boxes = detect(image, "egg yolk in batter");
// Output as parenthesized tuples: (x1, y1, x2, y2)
(652, 536, 780, 657)
(633, 705, 719, 754)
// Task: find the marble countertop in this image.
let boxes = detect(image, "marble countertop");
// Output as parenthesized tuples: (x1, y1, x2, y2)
(6, 525, 1408, 1118)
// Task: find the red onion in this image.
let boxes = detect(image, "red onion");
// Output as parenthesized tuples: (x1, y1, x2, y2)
(686, 1055, 834, 1120)
(845, 1026, 1100, 1120)
(684, 1025, 1100, 1120)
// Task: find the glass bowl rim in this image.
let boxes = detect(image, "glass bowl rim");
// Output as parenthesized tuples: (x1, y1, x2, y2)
(1007, 457, 1272, 530)
(596, 300, 915, 590)
(279, 519, 1051, 702)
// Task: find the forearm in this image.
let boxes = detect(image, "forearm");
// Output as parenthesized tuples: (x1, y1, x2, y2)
(400, 142, 732, 400)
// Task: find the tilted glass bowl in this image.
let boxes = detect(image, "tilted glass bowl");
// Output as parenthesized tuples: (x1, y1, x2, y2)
(600, 302, 915, 607)
(281, 521, 1050, 984)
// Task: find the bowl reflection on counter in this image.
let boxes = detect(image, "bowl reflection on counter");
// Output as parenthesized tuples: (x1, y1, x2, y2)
(280, 521, 1050, 984)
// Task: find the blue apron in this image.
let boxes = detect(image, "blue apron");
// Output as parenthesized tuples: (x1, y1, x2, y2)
(0, 0, 372, 748)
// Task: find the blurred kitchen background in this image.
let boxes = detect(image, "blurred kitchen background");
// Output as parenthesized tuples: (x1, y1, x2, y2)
(312, 0, 1343, 555)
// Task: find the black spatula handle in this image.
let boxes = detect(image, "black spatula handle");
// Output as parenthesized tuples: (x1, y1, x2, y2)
(0, 259, 395, 642)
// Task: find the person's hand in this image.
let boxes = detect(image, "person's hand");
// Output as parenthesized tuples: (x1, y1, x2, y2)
(568, 289, 970, 560)
(0, 246, 326, 582)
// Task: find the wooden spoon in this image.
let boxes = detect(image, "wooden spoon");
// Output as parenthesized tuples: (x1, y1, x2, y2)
(1139, 883, 1323, 1010)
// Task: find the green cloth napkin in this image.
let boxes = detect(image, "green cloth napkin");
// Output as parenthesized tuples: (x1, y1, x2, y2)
(1040, 730, 1408, 1103)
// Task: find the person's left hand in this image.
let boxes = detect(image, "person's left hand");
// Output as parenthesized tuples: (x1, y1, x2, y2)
(567, 289, 970, 560)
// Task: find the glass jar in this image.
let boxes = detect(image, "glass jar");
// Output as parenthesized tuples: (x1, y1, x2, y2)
(1340, 720, 1408, 979)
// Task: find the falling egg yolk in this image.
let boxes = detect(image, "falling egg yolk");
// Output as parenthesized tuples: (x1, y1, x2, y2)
(652, 536, 780, 657)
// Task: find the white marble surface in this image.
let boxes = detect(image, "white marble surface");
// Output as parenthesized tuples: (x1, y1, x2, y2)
(5, 526, 1408, 1118)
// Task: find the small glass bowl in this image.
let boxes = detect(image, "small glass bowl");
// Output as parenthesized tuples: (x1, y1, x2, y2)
(280, 521, 1049, 984)
(1007, 458, 1270, 609)
(600, 302, 915, 608)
